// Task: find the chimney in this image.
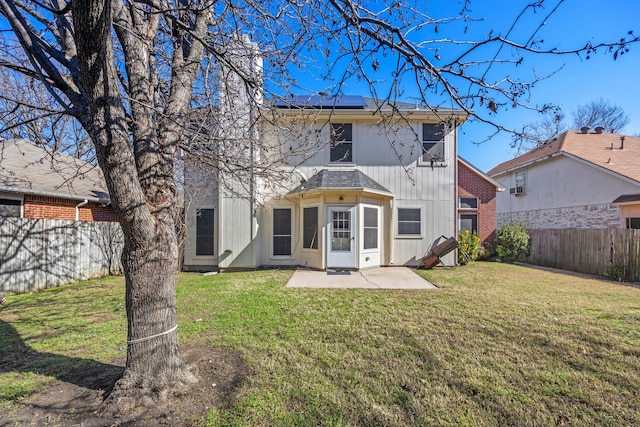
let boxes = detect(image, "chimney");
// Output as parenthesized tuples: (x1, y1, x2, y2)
(580, 126, 590, 134)
(595, 126, 604, 134)
(620, 136, 625, 150)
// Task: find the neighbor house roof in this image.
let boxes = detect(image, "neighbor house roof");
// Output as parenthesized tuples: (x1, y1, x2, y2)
(289, 169, 392, 196)
(487, 131, 640, 185)
(0, 139, 110, 203)
(612, 193, 640, 205)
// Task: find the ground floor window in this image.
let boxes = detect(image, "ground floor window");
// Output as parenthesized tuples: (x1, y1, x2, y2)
(273, 208, 292, 256)
(459, 213, 478, 234)
(195, 208, 215, 256)
(363, 207, 378, 249)
(627, 217, 640, 229)
(303, 207, 318, 249)
(0, 197, 22, 217)
(397, 208, 421, 235)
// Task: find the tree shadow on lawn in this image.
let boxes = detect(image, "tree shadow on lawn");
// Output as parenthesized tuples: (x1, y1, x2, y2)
(0, 319, 249, 426)
(0, 319, 124, 421)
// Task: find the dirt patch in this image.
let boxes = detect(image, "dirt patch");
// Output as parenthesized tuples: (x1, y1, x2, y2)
(4, 347, 249, 426)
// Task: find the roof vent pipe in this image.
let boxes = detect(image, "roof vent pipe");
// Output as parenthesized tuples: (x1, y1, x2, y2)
(580, 126, 590, 134)
(620, 136, 625, 150)
(595, 126, 604, 134)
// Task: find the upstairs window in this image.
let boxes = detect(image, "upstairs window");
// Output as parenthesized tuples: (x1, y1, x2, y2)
(330, 123, 353, 163)
(422, 123, 446, 163)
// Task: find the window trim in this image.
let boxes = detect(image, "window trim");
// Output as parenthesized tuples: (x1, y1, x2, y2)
(418, 123, 447, 166)
(458, 197, 479, 210)
(272, 207, 293, 258)
(396, 207, 423, 238)
(194, 207, 215, 257)
(329, 122, 354, 164)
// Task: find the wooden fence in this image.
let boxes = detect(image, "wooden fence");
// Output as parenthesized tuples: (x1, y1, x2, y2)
(0, 218, 123, 295)
(527, 228, 640, 282)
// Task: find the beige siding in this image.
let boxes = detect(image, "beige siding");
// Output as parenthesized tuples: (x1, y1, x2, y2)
(495, 155, 640, 229)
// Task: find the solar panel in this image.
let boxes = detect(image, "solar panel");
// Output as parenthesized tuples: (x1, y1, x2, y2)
(274, 95, 367, 109)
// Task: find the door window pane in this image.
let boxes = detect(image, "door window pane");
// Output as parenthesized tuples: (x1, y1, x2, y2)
(331, 210, 351, 251)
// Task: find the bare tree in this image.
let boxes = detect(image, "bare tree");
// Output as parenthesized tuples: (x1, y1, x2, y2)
(572, 98, 630, 133)
(0, 0, 637, 413)
(514, 98, 631, 152)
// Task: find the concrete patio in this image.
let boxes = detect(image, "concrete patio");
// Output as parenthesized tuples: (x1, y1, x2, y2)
(285, 266, 437, 289)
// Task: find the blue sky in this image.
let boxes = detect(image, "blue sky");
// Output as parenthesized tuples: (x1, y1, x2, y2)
(286, 0, 640, 172)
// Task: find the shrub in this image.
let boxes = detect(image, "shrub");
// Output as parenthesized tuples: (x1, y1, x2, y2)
(457, 229, 481, 265)
(477, 241, 497, 261)
(495, 222, 531, 263)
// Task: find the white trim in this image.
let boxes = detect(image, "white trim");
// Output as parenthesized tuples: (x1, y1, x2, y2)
(395, 206, 423, 239)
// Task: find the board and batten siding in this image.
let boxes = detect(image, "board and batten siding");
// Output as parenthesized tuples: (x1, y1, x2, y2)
(269, 119, 458, 266)
(0, 218, 123, 295)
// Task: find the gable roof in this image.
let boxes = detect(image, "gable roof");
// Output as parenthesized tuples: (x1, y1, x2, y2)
(458, 156, 504, 191)
(487, 131, 640, 185)
(289, 169, 391, 196)
(0, 139, 110, 203)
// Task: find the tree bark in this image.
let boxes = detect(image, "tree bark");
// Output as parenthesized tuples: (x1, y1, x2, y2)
(71, 0, 196, 411)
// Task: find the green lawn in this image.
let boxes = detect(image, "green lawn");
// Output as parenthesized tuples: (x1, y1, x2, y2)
(1, 263, 639, 426)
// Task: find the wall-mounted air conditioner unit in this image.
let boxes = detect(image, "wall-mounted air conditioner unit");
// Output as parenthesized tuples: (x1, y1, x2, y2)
(510, 186, 526, 196)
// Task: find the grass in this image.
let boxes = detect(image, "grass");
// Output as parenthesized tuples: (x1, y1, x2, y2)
(1, 263, 640, 425)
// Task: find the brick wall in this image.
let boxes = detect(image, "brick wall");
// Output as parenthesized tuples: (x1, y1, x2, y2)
(458, 161, 498, 242)
(23, 195, 117, 222)
(497, 203, 619, 230)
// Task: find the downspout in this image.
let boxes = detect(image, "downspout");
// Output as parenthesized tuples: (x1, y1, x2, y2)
(389, 198, 395, 265)
(75, 199, 88, 221)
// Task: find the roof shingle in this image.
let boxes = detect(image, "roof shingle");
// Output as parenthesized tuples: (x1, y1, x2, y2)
(488, 131, 640, 185)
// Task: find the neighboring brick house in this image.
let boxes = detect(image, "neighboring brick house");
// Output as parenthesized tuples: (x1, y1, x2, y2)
(488, 130, 640, 230)
(457, 157, 504, 242)
(0, 139, 116, 222)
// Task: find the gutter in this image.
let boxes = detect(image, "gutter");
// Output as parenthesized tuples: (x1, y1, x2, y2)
(0, 185, 110, 204)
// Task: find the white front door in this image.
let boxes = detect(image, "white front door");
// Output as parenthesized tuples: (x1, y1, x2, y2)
(326, 206, 356, 269)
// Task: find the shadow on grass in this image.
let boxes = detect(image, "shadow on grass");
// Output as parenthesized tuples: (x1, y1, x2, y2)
(0, 319, 124, 393)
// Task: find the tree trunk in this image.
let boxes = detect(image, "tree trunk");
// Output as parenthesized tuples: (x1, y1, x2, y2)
(71, 0, 196, 411)
(107, 215, 196, 409)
